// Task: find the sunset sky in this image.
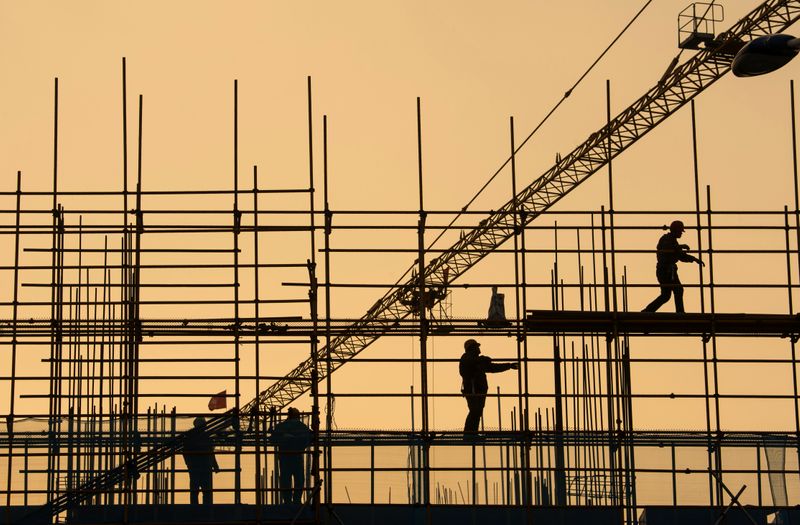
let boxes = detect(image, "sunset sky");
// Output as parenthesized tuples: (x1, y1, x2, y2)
(1, 0, 800, 438)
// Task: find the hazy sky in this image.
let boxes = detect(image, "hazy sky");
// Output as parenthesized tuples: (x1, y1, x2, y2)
(1, 0, 800, 436)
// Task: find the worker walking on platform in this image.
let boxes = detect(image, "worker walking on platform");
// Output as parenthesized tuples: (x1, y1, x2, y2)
(459, 339, 518, 436)
(642, 220, 704, 313)
(182, 416, 220, 505)
(271, 407, 312, 504)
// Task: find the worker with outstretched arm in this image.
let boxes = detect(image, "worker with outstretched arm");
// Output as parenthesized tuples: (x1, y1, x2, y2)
(459, 339, 518, 436)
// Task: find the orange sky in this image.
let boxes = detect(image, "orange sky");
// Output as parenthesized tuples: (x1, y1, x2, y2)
(1, 0, 800, 438)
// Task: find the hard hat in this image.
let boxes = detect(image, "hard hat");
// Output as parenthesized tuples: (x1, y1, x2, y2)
(669, 220, 685, 233)
(287, 407, 301, 419)
(193, 416, 206, 428)
(464, 339, 480, 351)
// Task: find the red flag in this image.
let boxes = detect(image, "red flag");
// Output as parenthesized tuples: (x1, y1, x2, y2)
(208, 390, 227, 411)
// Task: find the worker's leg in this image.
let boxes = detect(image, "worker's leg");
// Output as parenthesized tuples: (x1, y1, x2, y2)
(189, 470, 200, 505)
(200, 470, 213, 505)
(292, 457, 305, 504)
(464, 395, 486, 433)
(672, 271, 685, 313)
(642, 265, 673, 312)
(279, 458, 293, 504)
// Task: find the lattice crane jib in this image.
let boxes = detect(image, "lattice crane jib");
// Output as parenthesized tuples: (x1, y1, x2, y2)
(248, 0, 800, 414)
(36, 0, 800, 516)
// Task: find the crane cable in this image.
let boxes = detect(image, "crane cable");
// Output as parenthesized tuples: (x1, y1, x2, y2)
(391, 0, 663, 297)
(425, 0, 658, 254)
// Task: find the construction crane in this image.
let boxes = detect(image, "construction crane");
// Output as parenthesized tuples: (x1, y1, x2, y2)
(32, 0, 800, 518)
(245, 0, 800, 412)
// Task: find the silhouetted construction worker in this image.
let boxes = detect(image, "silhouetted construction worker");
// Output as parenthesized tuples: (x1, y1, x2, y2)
(271, 407, 312, 504)
(459, 339, 518, 435)
(182, 416, 220, 505)
(642, 220, 705, 313)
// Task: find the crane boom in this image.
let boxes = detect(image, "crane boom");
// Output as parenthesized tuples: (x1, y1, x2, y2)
(245, 0, 800, 412)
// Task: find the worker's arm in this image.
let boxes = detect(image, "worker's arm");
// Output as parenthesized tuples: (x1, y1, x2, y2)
(211, 452, 220, 473)
(481, 356, 519, 373)
(676, 244, 705, 266)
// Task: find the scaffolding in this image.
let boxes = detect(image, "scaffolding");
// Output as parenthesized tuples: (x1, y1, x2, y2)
(4, 3, 800, 524)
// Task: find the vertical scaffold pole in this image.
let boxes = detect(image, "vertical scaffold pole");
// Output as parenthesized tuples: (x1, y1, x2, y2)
(783, 207, 800, 456)
(5, 171, 22, 523)
(690, 99, 714, 507)
(307, 76, 322, 523)
(130, 93, 145, 506)
(322, 115, 334, 504)
(705, 185, 722, 506)
(415, 96, 431, 515)
(119, 64, 128, 504)
(253, 164, 263, 518)
(233, 79, 242, 504)
(47, 76, 61, 505)
(789, 80, 800, 467)
(509, 116, 533, 510)
(122, 58, 129, 227)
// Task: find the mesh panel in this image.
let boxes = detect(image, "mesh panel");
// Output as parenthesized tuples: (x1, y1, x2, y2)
(764, 444, 788, 507)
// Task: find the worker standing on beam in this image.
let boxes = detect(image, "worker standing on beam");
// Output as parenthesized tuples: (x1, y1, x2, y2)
(459, 339, 518, 437)
(271, 407, 312, 504)
(642, 220, 704, 313)
(182, 416, 220, 505)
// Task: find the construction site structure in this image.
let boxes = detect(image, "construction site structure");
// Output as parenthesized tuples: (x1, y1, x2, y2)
(4, 1, 800, 524)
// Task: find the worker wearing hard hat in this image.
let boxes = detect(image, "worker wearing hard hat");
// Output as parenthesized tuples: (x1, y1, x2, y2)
(642, 220, 705, 313)
(271, 407, 312, 504)
(459, 339, 518, 436)
(182, 416, 220, 505)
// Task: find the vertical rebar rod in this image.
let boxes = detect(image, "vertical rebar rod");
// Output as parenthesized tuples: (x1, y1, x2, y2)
(119, 228, 129, 508)
(605, 80, 619, 314)
(551, 268, 566, 504)
(496, 385, 505, 504)
(99, 237, 108, 501)
(600, 207, 617, 505)
(671, 445, 677, 506)
(170, 406, 176, 504)
(589, 214, 608, 504)
(76, 221, 84, 498)
(756, 445, 762, 507)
